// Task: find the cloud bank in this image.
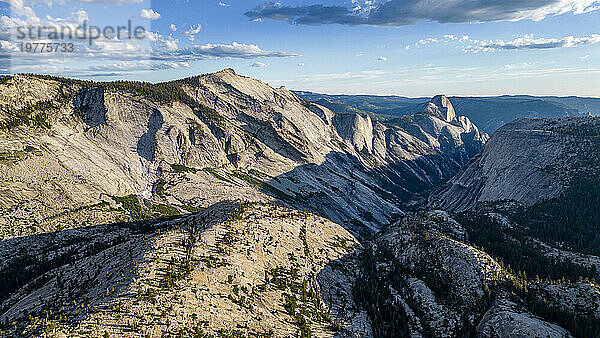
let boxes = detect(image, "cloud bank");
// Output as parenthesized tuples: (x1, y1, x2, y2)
(246, 0, 600, 26)
(471, 34, 600, 52)
(411, 33, 600, 53)
(156, 42, 301, 60)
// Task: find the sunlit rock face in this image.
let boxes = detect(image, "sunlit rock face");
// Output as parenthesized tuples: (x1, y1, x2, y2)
(430, 117, 600, 212)
(422, 94, 457, 122)
(0, 71, 486, 237)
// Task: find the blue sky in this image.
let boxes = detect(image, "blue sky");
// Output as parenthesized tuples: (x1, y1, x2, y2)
(0, 0, 599, 96)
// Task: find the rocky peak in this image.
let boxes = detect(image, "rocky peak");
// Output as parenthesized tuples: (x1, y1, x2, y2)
(218, 68, 237, 75)
(422, 94, 456, 122)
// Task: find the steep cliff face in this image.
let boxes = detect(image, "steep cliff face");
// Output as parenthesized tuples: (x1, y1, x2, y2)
(332, 113, 374, 153)
(0, 70, 486, 238)
(430, 117, 587, 212)
(422, 94, 456, 122)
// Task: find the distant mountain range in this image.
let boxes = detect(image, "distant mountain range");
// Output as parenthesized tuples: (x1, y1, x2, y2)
(295, 91, 600, 133)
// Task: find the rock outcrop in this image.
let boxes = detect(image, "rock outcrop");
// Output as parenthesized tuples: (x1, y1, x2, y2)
(476, 295, 572, 337)
(0, 201, 362, 336)
(349, 211, 582, 337)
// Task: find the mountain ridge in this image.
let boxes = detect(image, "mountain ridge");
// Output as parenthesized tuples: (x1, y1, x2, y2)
(0, 70, 486, 239)
(295, 91, 597, 133)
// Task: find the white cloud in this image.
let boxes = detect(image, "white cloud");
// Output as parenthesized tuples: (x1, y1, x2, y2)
(378, 56, 387, 61)
(466, 34, 600, 52)
(184, 24, 202, 41)
(3, 0, 39, 23)
(417, 38, 438, 46)
(164, 39, 179, 52)
(504, 62, 534, 70)
(145, 31, 179, 52)
(71, 9, 89, 24)
(92, 39, 147, 54)
(251, 62, 268, 67)
(580, 54, 591, 60)
(407, 34, 600, 53)
(88, 60, 190, 72)
(162, 42, 301, 59)
(140, 9, 161, 20)
(251, 18, 263, 22)
(219, 2, 230, 7)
